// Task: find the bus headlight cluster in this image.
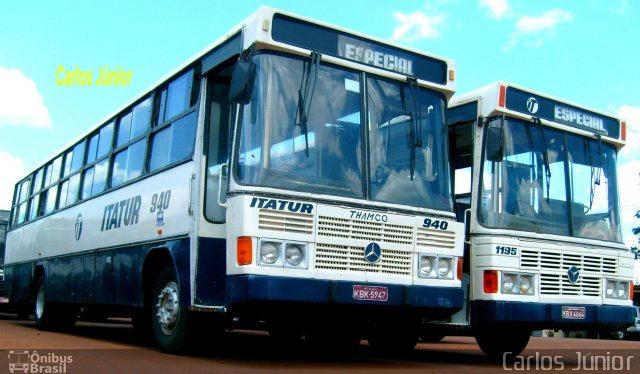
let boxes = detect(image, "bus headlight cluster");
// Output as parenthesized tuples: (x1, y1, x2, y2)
(605, 279, 630, 299)
(501, 272, 535, 295)
(258, 239, 308, 268)
(419, 255, 454, 279)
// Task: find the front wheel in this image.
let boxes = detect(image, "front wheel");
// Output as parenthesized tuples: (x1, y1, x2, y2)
(475, 329, 530, 359)
(151, 266, 195, 354)
(34, 276, 75, 331)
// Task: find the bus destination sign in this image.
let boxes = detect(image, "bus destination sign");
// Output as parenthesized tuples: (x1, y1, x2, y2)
(505, 86, 620, 138)
(271, 14, 447, 84)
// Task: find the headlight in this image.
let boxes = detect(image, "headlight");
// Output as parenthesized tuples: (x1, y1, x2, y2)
(418, 255, 453, 279)
(257, 239, 308, 269)
(502, 273, 515, 293)
(606, 279, 630, 300)
(420, 256, 435, 278)
(260, 241, 280, 265)
(438, 257, 453, 279)
(496, 271, 535, 295)
(519, 275, 533, 295)
(285, 244, 304, 266)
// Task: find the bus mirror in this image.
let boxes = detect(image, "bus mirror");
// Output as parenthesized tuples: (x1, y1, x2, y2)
(229, 60, 256, 104)
(486, 125, 504, 162)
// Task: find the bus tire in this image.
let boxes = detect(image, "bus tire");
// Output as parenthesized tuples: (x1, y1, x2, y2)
(151, 266, 193, 354)
(475, 329, 530, 359)
(34, 276, 75, 331)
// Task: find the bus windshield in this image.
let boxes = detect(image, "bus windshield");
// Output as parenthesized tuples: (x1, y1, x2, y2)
(479, 118, 622, 242)
(236, 52, 452, 211)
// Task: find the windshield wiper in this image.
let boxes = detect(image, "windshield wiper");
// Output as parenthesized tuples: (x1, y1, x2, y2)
(295, 51, 321, 157)
(532, 117, 551, 200)
(587, 134, 603, 211)
(407, 77, 422, 180)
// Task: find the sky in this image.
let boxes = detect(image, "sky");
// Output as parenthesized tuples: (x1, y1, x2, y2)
(0, 1, 639, 253)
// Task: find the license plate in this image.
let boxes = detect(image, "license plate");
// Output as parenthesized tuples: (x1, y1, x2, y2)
(0, 297, 8, 304)
(562, 306, 586, 320)
(352, 285, 388, 301)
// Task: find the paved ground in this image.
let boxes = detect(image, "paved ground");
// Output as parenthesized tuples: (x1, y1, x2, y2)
(1, 313, 638, 373)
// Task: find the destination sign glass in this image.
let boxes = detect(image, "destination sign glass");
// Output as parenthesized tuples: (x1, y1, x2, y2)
(505, 87, 620, 138)
(271, 14, 447, 84)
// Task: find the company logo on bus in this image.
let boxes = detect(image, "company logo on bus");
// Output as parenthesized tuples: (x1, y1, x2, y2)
(364, 242, 382, 264)
(526, 97, 539, 114)
(74, 214, 83, 241)
(567, 266, 580, 284)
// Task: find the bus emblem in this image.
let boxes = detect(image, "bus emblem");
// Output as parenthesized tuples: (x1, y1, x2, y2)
(364, 242, 382, 264)
(526, 97, 539, 114)
(567, 266, 580, 284)
(74, 214, 83, 241)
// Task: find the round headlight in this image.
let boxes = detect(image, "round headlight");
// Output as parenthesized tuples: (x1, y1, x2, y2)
(606, 282, 615, 297)
(502, 274, 515, 293)
(285, 244, 304, 266)
(420, 257, 434, 277)
(438, 258, 451, 277)
(260, 242, 279, 264)
(519, 275, 532, 294)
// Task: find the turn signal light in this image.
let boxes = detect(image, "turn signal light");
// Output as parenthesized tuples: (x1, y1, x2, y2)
(237, 236, 253, 265)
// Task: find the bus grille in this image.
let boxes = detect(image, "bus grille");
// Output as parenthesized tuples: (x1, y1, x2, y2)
(317, 216, 413, 246)
(539, 274, 601, 297)
(258, 209, 314, 235)
(416, 227, 457, 250)
(520, 249, 616, 297)
(315, 243, 413, 276)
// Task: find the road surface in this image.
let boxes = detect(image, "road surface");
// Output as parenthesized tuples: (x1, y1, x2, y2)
(1, 313, 638, 373)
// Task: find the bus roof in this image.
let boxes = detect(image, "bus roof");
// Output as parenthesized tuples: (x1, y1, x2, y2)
(450, 81, 626, 147)
(27, 6, 456, 176)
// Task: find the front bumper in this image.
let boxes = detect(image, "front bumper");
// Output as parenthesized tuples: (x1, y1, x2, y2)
(472, 300, 636, 331)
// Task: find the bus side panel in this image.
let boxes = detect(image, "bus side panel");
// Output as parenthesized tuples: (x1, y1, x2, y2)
(48, 254, 94, 303)
(95, 247, 142, 306)
(194, 237, 227, 306)
(4, 263, 33, 304)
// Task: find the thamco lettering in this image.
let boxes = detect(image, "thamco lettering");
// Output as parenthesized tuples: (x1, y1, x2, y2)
(101, 195, 142, 231)
(554, 106, 605, 132)
(250, 197, 313, 213)
(350, 210, 388, 222)
(343, 43, 414, 75)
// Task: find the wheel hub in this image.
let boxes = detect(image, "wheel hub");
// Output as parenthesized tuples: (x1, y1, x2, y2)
(156, 281, 180, 335)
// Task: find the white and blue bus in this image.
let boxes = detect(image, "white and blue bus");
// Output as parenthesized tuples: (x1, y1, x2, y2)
(440, 81, 636, 357)
(5, 7, 464, 353)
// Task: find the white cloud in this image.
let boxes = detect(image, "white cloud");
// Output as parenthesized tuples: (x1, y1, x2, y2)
(612, 0, 629, 15)
(0, 66, 52, 128)
(503, 9, 573, 51)
(0, 152, 26, 210)
(479, 0, 512, 20)
(391, 11, 444, 42)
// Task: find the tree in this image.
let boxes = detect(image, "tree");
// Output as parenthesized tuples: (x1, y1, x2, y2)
(631, 210, 640, 260)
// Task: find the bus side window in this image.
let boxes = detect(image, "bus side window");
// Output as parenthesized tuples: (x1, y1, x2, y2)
(205, 81, 231, 222)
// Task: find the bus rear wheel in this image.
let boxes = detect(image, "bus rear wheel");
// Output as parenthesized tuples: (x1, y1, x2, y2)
(475, 329, 530, 359)
(151, 266, 194, 354)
